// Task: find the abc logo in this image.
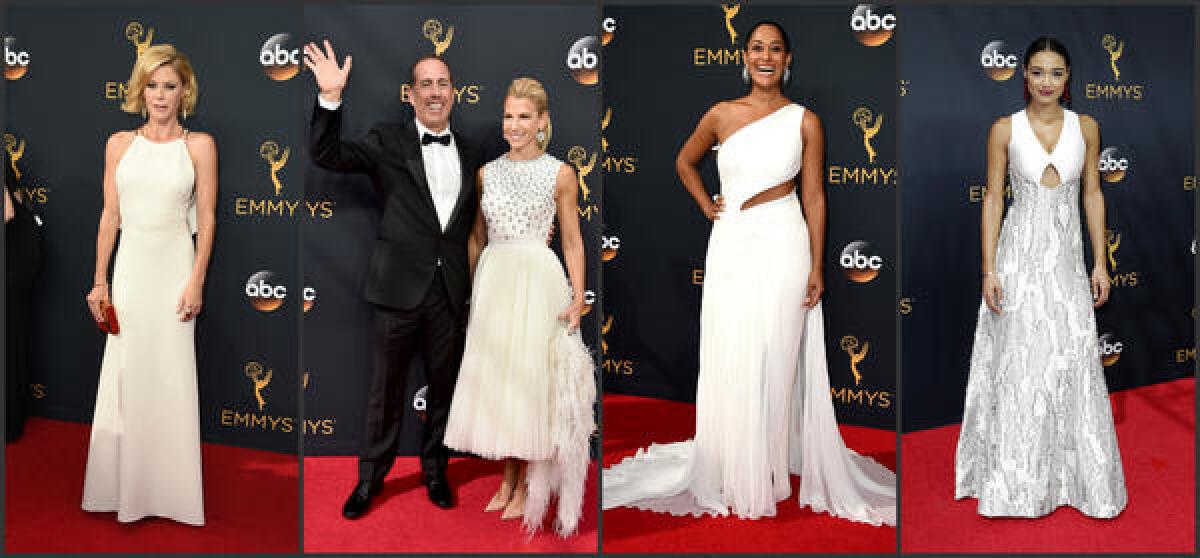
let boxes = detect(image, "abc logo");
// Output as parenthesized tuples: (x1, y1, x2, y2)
(601, 17, 616, 46)
(1098, 332, 1124, 366)
(840, 240, 883, 283)
(4, 37, 30, 81)
(601, 235, 621, 262)
(980, 40, 1019, 81)
(1099, 146, 1130, 183)
(413, 385, 428, 422)
(259, 33, 300, 81)
(850, 4, 895, 47)
(566, 35, 600, 86)
(244, 270, 287, 312)
(302, 286, 316, 313)
(582, 289, 597, 316)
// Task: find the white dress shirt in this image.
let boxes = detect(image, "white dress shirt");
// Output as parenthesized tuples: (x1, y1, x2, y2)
(318, 96, 462, 231)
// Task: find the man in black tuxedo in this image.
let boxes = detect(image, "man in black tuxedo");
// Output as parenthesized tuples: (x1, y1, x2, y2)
(303, 40, 480, 519)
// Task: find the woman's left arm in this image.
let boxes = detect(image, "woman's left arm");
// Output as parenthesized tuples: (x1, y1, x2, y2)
(554, 163, 586, 331)
(799, 110, 827, 307)
(1079, 114, 1110, 307)
(180, 132, 218, 321)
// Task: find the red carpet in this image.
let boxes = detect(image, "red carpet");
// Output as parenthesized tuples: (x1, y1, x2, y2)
(602, 393, 897, 553)
(901, 377, 1195, 554)
(5, 417, 298, 553)
(303, 456, 598, 553)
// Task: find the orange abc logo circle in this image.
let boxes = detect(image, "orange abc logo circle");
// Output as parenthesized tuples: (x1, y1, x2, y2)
(413, 385, 428, 422)
(4, 37, 30, 80)
(566, 36, 600, 85)
(1099, 146, 1130, 183)
(980, 40, 1019, 81)
(601, 235, 620, 262)
(840, 240, 883, 283)
(244, 270, 287, 312)
(259, 33, 301, 81)
(850, 4, 896, 47)
(1098, 332, 1124, 366)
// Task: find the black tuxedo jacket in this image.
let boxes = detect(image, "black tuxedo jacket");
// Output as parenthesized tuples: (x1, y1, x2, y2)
(310, 103, 481, 320)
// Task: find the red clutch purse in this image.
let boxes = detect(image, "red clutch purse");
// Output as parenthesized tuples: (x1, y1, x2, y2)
(96, 302, 120, 335)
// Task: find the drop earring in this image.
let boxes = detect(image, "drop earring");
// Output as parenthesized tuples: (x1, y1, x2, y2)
(783, 68, 792, 87)
(536, 129, 546, 143)
(741, 66, 750, 85)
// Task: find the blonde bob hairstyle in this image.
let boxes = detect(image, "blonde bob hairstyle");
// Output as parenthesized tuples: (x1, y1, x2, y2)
(506, 77, 552, 151)
(121, 44, 198, 118)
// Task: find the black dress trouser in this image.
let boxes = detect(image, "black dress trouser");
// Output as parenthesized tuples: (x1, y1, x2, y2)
(357, 268, 463, 486)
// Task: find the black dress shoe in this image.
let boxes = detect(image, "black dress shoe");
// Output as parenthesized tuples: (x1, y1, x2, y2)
(425, 477, 455, 509)
(342, 480, 379, 519)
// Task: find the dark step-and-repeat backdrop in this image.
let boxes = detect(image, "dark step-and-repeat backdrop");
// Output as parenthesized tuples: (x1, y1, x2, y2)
(900, 5, 1195, 431)
(600, 4, 898, 430)
(6, 6, 303, 453)
(301, 4, 601, 456)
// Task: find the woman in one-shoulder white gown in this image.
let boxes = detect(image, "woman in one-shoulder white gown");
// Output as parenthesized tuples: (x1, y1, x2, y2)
(82, 44, 216, 526)
(601, 21, 895, 526)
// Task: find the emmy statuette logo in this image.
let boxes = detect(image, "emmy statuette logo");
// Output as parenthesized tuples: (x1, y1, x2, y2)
(259, 140, 290, 196)
(601, 107, 612, 152)
(126, 21, 155, 59)
(4, 133, 25, 180)
(1105, 230, 1121, 270)
(852, 107, 883, 164)
(3, 37, 30, 80)
(601, 314, 613, 354)
(245, 362, 273, 411)
(1086, 34, 1143, 100)
(568, 145, 600, 221)
(1102, 34, 1124, 82)
(840, 336, 869, 386)
(600, 107, 638, 174)
(422, 19, 454, 56)
(720, 4, 740, 45)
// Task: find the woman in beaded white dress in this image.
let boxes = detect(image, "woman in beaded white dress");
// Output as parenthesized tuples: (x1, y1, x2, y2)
(444, 77, 595, 536)
(955, 37, 1126, 518)
(601, 21, 895, 526)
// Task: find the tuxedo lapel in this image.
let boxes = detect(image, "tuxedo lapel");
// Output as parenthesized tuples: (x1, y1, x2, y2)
(399, 120, 440, 223)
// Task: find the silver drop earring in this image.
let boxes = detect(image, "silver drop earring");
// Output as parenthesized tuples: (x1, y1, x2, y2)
(536, 129, 546, 143)
(783, 68, 792, 87)
(741, 66, 751, 85)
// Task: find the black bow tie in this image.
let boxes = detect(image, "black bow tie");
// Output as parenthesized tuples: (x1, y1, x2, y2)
(422, 132, 451, 146)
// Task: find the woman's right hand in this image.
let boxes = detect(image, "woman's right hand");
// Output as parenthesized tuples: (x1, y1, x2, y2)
(982, 273, 1003, 314)
(302, 39, 352, 102)
(703, 194, 726, 221)
(86, 284, 111, 323)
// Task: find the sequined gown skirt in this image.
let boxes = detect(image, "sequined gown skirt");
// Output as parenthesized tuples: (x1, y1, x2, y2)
(955, 179, 1127, 518)
(444, 240, 572, 460)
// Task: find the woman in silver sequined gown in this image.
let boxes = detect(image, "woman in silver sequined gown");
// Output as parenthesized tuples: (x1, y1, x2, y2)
(954, 37, 1127, 518)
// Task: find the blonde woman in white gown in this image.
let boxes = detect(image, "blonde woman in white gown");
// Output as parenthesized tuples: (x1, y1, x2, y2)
(444, 77, 596, 536)
(601, 21, 895, 526)
(82, 44, 216, 526)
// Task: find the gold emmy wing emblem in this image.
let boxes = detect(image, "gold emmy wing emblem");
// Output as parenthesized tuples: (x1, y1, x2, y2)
(601, 314, 614, 354)
(422, 19, 454, 56)
(720, 4, 740, 45)
(1106, 230, 1121, 270)
(567, 146, 597, 201)
(600, 107, 613, 152)
(125, 21, 155, 59)
(259, 141, 290, 196)
(853, 107, 883, 164)
(303, 372, 310, 390)
(840, 335, 869, 386)
(4, 133, 25, 180)
(1102, 34, 1124, 82)
(245, 362, 273, 411)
